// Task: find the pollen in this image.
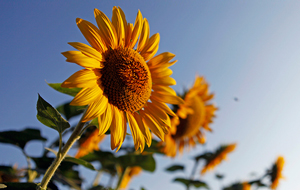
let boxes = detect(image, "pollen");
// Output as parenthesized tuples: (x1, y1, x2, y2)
(101, 47, 152, 113)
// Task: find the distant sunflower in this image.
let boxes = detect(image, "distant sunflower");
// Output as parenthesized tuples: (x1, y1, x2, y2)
(270, 156, 284, 189)
(62, 7, 183, 151)
(75, 127, 106, 158)
(201, 143, 236, 175)
(242, 182, 251, 190)
(119, 166, 142, 189)
(160, 76, 217, 157)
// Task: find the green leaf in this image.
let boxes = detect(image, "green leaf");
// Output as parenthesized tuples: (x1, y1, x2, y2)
(56, 102, 86, 120)
(88, 185, 114, 190)
(36, 94, 70, 134)
(143, 139, 164, 154)
(117, 154, 156, 172)
(47, 83, 81, 97)
(80, 151, 117, 175)
(174, 178, 209, 189)
(165, 164, 184, 172)
(64, 157, 96, 171)
(0, 128, 46, 149)
(194, 152, 213, 162)
(2, 182, 37, 190)
(215, 173, 224, 180)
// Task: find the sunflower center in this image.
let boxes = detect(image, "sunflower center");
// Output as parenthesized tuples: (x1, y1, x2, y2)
(173, 96, 205, 139)
(101, 47, 152, 113)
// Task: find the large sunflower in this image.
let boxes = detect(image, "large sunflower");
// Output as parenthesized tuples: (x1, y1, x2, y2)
(61, 7, 183, 152)
(160, 76, 217, 157)
(270, 156, 284, 189)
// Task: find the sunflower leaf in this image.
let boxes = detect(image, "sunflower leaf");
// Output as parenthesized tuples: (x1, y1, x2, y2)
(0, 128, 47, 149)
(165, 164, 184, 172)
(36, 94, 70, 134)
(116, 154, 156, 172)
(47, 83, 81, 97)
(56, 101, 86, 120)
(1, 183, 37, 190)
(174, 178, 209, 189)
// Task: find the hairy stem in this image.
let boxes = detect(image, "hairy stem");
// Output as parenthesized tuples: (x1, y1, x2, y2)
(38, 120, 86, 190)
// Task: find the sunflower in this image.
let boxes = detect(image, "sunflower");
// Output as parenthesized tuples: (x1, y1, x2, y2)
(75, 127, 106, 158)
(270, 156, 284, 189)
(201, 143, 236, 175)
(61, 7, 183, 152)
(119, 166, 142, 189)
(159, 76, 217, 157)
(242, 182, 251, 190)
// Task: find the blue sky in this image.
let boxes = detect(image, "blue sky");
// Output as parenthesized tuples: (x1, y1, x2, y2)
(1, 1, 300, 190)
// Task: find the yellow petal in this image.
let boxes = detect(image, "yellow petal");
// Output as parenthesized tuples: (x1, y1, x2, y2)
(62, 51, 103, 69)
(140, 33, 160, 61)
(110, 106, 126, 150)
(112, 7, 125, 47)
(151, 68, 173, 79)
(70, 84, 103, 106)
(152, 85, 176, 96)
(118, 7, 127, 31)
(151, 91, 184, 105)
(137, 18, 149, 52)
(150, 99, 176, 117)
(76, 18, 106, 52)
(61, 69, 100, 88)
(133, 112, 151, 147)
(149, 60, 177, 71)
(140, 110, 164, 141)
(98, 103, 112, 136)
(147, 52, 175, 68)
(126, 112, 145, 151)
(128, 10, 142, 49)
(68, 42, 103, 62)
(82, 95, 108, 122)
(144, 105, 170, 133)
(124, 23, 133, 47)
(94, 8, 117, 49)
(152, 76, 176, 86)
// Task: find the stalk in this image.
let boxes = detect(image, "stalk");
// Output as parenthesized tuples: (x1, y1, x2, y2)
(38, 120, 86, 190)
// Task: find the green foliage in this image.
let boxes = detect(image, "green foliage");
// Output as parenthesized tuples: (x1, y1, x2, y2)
(81, 151, 117, 175)
(0, 128, 46, 149)
(117, 154, 156, 172)
(223, 183, 243, 190)
(143, 139, 164, 154)
(1, 182, 37, 190)
(32, 156, 82, 188)
(88, 185, 114, 190)
(215, 173, 224, 180)
(56, 101, 86, 120)
(165, 164, 185, 172)
(174, 178, 209, 189)
(36, 94, 70, 134)
(47, 83, 81, 97)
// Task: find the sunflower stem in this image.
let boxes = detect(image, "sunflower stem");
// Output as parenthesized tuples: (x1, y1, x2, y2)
(38, 118, 86, 190)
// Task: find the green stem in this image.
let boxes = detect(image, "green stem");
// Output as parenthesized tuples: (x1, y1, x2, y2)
(38, 120, 86, 190)
(92, 170, 103, 187)
(187, 160, 199, 190)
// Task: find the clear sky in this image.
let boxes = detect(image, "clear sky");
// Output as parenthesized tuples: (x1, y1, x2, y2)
(1, 1, 300, 190)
